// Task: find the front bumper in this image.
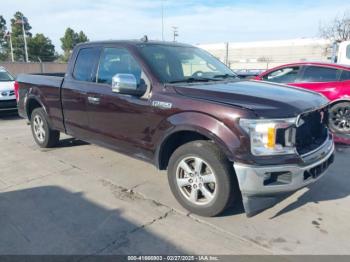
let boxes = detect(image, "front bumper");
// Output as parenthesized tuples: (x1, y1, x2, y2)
(0, 99, 17, 112)
(234, 137, 335, 216)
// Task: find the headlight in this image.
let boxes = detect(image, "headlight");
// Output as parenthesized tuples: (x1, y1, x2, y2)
(239, 118, 297, 156)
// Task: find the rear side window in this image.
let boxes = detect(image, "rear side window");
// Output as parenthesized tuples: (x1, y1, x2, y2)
(301, 66, 339, 82)
(73, 48, 100, 82)
(262, 66, 300, 83)
(341, 70, 350, 81)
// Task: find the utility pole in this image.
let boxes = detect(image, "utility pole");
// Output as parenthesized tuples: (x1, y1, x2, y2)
(4, 31, 14, 62)
(22, 15, 29, 63)
(161, 0, 164, 41)
(172, 26, 179, 42)
(15, 15, 29, 62)
(225, 42, 229, 66)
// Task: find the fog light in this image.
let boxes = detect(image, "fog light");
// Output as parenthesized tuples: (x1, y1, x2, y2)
(264, 171, 292, 185)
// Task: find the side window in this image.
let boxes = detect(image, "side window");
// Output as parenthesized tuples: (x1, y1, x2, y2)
(341, 70, 350, 81)
(301, 66, 339, 82)
(97, 48, 142, 85)
(263, 67, 300, 83)
(347, 44, 350, 60)
(73, 48, 100, 82)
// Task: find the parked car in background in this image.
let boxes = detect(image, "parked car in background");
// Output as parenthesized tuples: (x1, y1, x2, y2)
(0, 67, 17, 113)
(233, 69, 263, 79)
(254, 62, 350, 136)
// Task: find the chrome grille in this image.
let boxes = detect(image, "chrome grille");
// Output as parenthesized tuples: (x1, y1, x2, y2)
(296, 108, 328, 155)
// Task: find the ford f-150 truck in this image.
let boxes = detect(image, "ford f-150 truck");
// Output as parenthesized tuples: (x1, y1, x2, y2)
(16, 40, 335, 217)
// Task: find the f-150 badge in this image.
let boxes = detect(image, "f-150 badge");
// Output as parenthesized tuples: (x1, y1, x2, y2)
(152, 101, 172, 109)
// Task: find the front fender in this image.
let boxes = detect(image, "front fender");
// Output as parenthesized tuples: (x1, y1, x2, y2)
(155, 112, 243, 165)
(328, 96, 350, 106)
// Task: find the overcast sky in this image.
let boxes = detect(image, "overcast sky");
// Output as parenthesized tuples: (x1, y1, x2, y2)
(1, 0, 350, 53)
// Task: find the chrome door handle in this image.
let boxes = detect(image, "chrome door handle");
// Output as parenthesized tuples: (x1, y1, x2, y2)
(88, 96, 100, 104)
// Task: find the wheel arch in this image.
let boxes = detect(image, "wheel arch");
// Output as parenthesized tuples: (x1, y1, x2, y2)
(25, 96, 47, 120)
(155, 112, 241, 170)
(328, 97, 350, 107)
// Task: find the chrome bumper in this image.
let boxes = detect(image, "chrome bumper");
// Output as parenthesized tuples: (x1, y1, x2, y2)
(234, 139, 335, 216)
(234, 140, 334, 196)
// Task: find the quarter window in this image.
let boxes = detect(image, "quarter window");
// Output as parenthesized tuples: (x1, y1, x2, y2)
(301, 66, 339, 82)
(341, 70, 350, 81)
(97, 48, 142, 85)
(263, 67, 300, 83)
(73, 48, 101, 82)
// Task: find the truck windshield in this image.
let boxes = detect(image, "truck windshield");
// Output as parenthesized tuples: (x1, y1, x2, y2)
(0, 70, 14, 82)
(137, 44, 237, 83)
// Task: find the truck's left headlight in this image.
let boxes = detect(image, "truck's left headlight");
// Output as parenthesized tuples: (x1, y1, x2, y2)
(239, 118, 297, 156)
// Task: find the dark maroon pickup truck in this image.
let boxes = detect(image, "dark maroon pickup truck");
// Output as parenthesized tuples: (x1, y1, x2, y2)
(16, 40, 335, 217)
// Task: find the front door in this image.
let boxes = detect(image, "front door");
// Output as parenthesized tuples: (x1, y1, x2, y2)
(85, 46, 157, 161)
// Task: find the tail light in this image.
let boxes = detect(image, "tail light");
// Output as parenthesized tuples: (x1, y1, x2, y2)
(14, 81, 19, 102)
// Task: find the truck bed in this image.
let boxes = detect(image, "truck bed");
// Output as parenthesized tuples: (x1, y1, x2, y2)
(17, 73, 65, 88)
(16, 73, 66, 132)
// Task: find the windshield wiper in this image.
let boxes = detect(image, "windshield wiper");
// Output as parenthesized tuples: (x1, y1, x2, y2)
(168, 77, 219, 84)
(213, 74, 238, 79)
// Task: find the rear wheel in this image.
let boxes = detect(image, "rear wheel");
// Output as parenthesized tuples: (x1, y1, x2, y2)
(168, 140, 239, 217)
(328, 102, 350, 134)
(31, 108, 60, 148)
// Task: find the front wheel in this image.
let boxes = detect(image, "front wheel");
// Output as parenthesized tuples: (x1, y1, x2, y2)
(31, 108, 60, 148)
(328, 102, 350, 135)
(168, 140, 239, 217)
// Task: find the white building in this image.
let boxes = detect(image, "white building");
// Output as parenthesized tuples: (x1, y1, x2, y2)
(197, 38, 332, 71)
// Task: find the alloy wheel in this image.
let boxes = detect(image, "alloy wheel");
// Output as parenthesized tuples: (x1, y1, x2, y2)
(330, 105, 350, 132)
(33, 115, 46, 143)
(176, 156, 217, 205)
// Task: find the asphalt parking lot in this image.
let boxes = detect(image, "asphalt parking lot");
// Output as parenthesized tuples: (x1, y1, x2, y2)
(1, 113, 350, 255)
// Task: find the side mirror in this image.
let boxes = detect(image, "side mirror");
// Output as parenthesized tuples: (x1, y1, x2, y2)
(112, 74, 145, 96)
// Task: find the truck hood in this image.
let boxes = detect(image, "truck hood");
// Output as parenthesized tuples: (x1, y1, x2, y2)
(173, 80, 329, 118)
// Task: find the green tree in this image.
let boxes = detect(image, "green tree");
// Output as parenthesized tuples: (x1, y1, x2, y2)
(0, 15, 9, 61)
(77, 31, 89, 43)
(11, 11, 32, 61)
(28, 33, 56, 62)
(60, 27, 89, 61)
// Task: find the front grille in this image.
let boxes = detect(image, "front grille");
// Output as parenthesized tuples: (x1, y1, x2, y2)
(296, 108, 328, 155)
(0, 99, 17, 109)
(304, 154, 334, 180)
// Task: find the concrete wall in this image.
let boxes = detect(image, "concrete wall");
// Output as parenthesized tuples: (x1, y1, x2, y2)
(198, 38, 333, 70)
(0, 62, 68, 76)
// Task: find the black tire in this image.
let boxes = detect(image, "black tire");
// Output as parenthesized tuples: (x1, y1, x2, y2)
(30, 108, 60, 148)
(168, 140, 239, 217)
(328, 102, 350, 135)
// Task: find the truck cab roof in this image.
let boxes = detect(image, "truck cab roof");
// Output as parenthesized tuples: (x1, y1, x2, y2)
(76, 40, 194, 48)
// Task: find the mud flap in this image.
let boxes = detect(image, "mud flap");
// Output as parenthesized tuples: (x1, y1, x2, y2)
(243, 193, 291, 217)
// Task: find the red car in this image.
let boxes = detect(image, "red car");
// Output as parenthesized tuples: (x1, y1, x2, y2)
(254, 62, 350, 138)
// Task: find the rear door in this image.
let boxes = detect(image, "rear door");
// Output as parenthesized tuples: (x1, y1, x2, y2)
(291, 66, 342, 100)
(61, 46, 101, 138)
(340, 70, 350, 98)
